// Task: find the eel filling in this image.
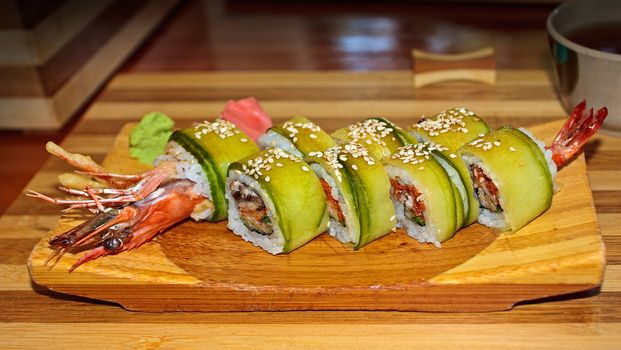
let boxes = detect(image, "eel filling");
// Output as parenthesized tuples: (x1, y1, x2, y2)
(471, 165, 502, 213)
(390, 177, 426, 226)
(230, 180, 273, 235)
(319, 179, 346, 226)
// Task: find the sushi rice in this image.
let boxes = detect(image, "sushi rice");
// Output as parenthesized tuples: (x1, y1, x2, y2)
(310, 163, 357, 244)
(258, 130, 304, 158)
(460, 127, 556, 231)
(225, 170, 285, 254)
(155, 141, 213, 220)
(384, 165, 440, 247)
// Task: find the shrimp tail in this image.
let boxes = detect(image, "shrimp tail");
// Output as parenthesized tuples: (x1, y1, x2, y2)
(548, 100, 608, 168)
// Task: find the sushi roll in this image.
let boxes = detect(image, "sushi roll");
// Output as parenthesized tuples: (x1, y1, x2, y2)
(258, 116, 336, 158)
(332, 117, 417, 161)
(409, 107, 489, 150)
(306, 142, 396, 249)
(161, 119, 259, 222)
(383, 143, 465, 247)
(408, 108, 490, 226)
(226, 148, 329, 254)
(459, 126, 557, 232)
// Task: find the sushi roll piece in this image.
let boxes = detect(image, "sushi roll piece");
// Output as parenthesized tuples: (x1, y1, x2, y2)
(409, 107, 489, 150)
(258, 116, 336, 157)
(383, 143, 465, 247)
(459, 126, 556, 232)
(408, 108, 491, 226)
(226, 148, 329, 254)
(332, 117, 417, 161)
(162, 119, 260, 222)
(306, 142, 396, 249)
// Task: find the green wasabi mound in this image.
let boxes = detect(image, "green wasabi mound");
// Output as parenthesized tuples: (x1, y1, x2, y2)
(129, 112, 175, 164)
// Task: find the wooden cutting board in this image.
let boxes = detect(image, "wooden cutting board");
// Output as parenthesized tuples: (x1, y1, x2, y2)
(27, 120, 605, 312)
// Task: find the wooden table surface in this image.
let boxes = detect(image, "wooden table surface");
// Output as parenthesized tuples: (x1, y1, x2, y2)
(2, 1, 620, 348)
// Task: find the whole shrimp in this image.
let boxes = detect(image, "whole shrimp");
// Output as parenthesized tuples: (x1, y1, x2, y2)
(27, 98, 271, 271)
(28, 99, 606, 271)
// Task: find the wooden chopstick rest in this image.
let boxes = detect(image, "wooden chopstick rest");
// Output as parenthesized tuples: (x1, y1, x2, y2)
(412, 47, 496, 88)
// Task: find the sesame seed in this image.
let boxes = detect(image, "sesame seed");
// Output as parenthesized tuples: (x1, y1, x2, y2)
(509, 146, 517, 152)
(390, 215, 396, 221)
(282, 120, 322, 143)
(302, 166, 309, 172)
(318, 142, 376, 178)
(193, 119, 240, 139)
(240, 148, 303, 179)
(418, 166, 425, 170)
(345, 119, 395, 147)
(449, 153, 457, 158)
(390, 142, 447, 166)
(413, 107, 475, 136)
(493, 141, 501, 147)
(265, 176, 270, 182)
(240, 138, 248, 143)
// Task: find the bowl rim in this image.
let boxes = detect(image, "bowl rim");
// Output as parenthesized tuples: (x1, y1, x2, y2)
(546, 0, 621, 62)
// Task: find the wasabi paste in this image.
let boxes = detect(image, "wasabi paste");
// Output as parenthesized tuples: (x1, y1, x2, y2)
(129, 112, 174, 164)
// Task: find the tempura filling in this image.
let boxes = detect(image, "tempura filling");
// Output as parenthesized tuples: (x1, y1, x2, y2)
(390, 177, 426, 226)
(229, 180, 273, 235)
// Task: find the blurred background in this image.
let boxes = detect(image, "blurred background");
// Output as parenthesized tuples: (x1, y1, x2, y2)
(0, 0, 561, 214)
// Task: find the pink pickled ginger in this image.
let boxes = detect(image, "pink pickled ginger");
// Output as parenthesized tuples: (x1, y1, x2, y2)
(220, 97, 272, 141)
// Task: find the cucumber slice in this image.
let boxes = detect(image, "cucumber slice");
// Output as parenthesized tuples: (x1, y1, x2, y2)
(408, 108, 491, 227)
(229, 148, 328, 253)
(332, 117, 417, 161)
(459, 127, 554, 232)
(383, 144, 461, 245)
(258, 116, 336, 158)
(306, 142, 396, 249)
(408, 107, 490, 149)
(170, 120, 259, 222)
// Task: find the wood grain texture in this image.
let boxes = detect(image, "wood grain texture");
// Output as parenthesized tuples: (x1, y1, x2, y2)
(0, 0, 179, 129)
(123, 0, 555, 72)
(1, 323, 620, 350)
(3, 1, 621, 345)
(3, 68, 621, 347)
(412, 47, 496, 87)
(27, 120, 604, 312)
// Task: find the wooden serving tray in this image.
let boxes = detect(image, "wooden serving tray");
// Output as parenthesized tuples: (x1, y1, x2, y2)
(28, 121, 605, 312)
